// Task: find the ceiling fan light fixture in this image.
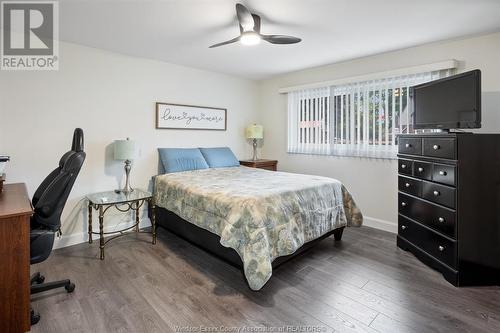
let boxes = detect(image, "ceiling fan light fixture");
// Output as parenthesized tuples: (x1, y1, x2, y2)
(240, 31, 261, 46)
(208, 4, 301, 48)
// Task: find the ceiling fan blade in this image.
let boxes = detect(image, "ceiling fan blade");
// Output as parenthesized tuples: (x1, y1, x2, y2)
(262, 35, 302, 44)
(252, 14, 261, 34)
(235, 3, 254, 31)
(209, 36, 240, 48)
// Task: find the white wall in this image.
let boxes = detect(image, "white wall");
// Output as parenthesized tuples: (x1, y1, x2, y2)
(0, 42, 259, 247)
(257, 32, 500, 232)
(1, 32, 499, 248)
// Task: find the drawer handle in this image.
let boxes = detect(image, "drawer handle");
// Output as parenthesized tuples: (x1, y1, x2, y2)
(433, 144, 440, 150)
(438, 245, 445, 252)
(433, 190, 440, 196)
(401, 202, 407, 207)
(418, 167, 424, 172)
(401, 164, 407, 169)
(438, 217, 445, 223)
(405, 143, 411, 148)
(439, 170, 447, 176)
(405, 183, 411, 188)
(401, 225, 407, 230)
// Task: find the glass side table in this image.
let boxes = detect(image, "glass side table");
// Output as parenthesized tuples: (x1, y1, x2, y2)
(86, 189, 156, 260)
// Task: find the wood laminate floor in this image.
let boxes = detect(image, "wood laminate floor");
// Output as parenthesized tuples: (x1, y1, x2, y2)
(30, 226, 500, 333)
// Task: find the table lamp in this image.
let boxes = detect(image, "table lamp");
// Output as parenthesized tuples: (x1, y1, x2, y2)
(0, 155, 9, 175)
(246, 124, 263, 161)
(114, 138, 136, 194)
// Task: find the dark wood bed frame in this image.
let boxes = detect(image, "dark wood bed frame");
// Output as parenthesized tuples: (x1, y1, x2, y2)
(155, 207, 345, 270)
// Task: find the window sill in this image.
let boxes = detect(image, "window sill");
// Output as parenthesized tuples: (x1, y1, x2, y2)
(287, 151, 398, 161)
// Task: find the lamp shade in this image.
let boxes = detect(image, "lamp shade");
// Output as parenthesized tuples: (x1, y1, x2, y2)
(246, 124, 264, 139)
(114, 138, 136, 160)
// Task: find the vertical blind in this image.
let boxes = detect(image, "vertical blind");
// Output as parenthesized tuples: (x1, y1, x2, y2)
(287, 70, 452, 159)
(287, 87, 331, 155)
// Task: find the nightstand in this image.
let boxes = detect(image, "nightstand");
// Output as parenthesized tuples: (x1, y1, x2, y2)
(239, 159, 278, 171)
(86, 189, 156, 260)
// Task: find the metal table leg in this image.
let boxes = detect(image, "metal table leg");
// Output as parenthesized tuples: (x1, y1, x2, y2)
(135, 201, 140, 232)
(88, 202, 93, 244)
(99, 205, 105, 260)
(151, 199, 156, 245)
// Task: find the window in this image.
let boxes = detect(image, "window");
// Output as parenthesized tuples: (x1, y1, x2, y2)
(288, 87, 331, 155)
(287, 70, 452, 158)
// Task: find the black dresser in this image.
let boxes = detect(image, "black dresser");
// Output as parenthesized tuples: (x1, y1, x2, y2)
(397, 133, 500, 286)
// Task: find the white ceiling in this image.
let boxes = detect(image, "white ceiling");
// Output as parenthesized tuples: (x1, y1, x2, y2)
(60, 0, 500, 80)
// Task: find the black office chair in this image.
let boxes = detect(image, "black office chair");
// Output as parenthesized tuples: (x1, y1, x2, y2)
(30, 128, 86, 325)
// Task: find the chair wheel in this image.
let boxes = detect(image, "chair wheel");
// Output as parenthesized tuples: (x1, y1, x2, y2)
(65, 282, 75, 293)
(35, 275, 45, 284)
(31, 309, 40, 325)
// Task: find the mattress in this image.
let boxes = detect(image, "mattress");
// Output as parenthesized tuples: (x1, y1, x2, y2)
(154, 166, 363, 290)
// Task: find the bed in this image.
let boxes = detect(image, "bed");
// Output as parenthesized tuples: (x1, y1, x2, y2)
(153, 150, 363, 290)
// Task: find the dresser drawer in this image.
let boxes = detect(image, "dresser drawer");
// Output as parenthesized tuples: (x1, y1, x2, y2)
(398, 159, 413, 176)
(423, 138, 456, 159)
(398, 176, 422, 197)
(398, 216, 457, 268)
(398, 137, 422, 155)
(398, 193, 456, 238)
(413, 161, 432, 180)
(422, 181, 456, 209)
(432, 163, 456, 186)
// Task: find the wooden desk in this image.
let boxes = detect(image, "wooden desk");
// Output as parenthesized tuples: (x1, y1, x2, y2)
(0, 183, 32, 333)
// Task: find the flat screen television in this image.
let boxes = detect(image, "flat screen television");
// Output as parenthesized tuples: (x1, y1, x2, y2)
(411, 69, 481, 130)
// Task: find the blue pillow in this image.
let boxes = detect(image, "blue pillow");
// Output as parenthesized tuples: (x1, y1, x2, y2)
(158, 148, 209, 173)
(199, 147, 239, 168)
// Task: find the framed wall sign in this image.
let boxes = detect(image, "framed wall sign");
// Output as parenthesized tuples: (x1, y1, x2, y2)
(156, 102, 227, 130)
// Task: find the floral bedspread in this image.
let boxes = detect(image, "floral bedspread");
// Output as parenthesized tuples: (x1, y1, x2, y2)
(154, 166, 363, 290)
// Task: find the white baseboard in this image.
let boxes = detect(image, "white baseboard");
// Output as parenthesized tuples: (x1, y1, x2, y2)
(54, 215, 396, 250)
(53, 219, 152, 249)
(363, 216, 397, 233)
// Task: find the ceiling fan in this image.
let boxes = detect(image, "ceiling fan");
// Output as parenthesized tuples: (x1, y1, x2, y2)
(209, 3, 301, 48)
